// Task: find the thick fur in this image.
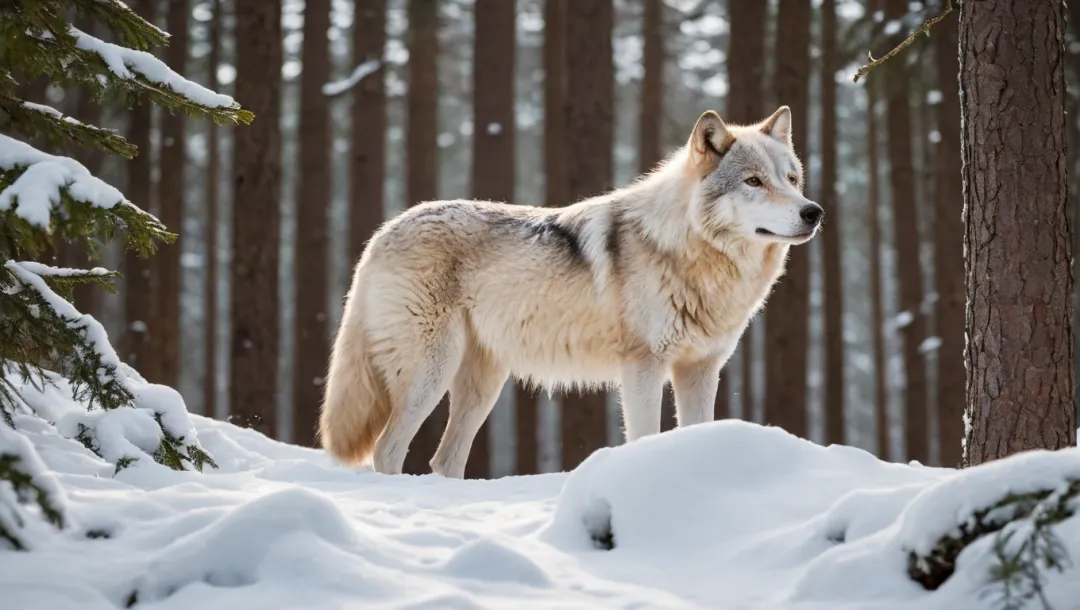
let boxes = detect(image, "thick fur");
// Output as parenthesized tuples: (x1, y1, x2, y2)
(319, 107, 823, 478)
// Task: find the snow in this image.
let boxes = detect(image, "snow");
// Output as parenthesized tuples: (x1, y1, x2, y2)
(322, 59, 382, 96)
(0, 135, 125, 227)
(71, 27, 237, 109)
(4, 375, 1080, 609)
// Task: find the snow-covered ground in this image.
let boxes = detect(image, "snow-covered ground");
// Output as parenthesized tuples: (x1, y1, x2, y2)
(4, 377, 1080, 610)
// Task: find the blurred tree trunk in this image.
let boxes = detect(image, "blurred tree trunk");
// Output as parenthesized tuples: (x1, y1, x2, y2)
(230, 0, 282, 437)
(820, 0, 844, 446)
(517, 0, 567, 473)
(350, 0, 387, 264)
(561, 0, 613, 470)
(638, 0, 662, 174)
(402, 0, 442, 475)
(122, 0, 157, 377)
(933, 8, 964, 467)
(726, 0, 767, 425)
(763, 0, 810, 438)
(466, 0, 516, 479)
(154, 0, 189, 388)
(882, 0, 927, 464)
(867, 78, 889, 460)
(960, 0, 1076, 465)
(293, 0, 331, 447)
(203, 0, 224, 419)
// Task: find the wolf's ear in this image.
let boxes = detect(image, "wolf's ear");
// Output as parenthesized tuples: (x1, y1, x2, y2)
(689, 110, 735, 168)
(760, 106, 793, 144)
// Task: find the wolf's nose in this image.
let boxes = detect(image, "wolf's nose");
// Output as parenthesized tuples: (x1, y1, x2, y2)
(800, 204, 823, 225)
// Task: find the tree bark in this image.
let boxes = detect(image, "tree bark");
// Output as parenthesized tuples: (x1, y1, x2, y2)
(229, 0, 282, 438)
(726, 0, 768, 424)
(638, 0, 663, 174)
(122, 0, 157, 378)
(154, 0, 189, 389)
(402, 0, 442, 475)
(203, 0, 224, 419)
(867, 78, 889, 459)
(466, 0, 516, 479)
(762, 0, 811, 437)
(561, 0, 613, 470)
(820, 0, 844, 446)
(349, 0, 387, 264)
(960, 0, 1076, 465)
(933, 8, 964, 467)
(293, 0, 332, 447)
(882, 0, 927, 464)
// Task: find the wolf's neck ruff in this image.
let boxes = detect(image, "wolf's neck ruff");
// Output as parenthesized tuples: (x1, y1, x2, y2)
(319, 106, 822, 478)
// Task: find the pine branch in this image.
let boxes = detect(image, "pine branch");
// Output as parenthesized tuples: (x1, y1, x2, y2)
(852, 0, 954, 83)
(0, 92, 136, 158)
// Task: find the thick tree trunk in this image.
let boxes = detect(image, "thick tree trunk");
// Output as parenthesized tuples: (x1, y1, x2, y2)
(349, 0, 387, 264)
(561, 0, 613, 470)
(960, 0, 1076, 465)
(402, 0, 442, 475)
(122, 0, 157, 377)
(820, 0, 844, 446)
(203, 0, 224, 419)
(466, 0, 516, 479)
(153, 0, 189, 388)
(727, 0, 768, 424)
(762, 0, 811, 437)
(882, 0, 927, 464)
(229, 0, 282, 438)
(293, 0, 332, 447)
(933, 9, 964, 467)
(638, 0, 663, 174)
(867, 79, 889, 459)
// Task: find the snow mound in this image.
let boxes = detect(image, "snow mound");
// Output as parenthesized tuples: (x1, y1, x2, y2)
(442, 537, 552, 587)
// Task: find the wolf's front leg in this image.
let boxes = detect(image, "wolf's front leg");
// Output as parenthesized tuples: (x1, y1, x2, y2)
(671, 356, 724, 427)
(618, 359, 667, 441)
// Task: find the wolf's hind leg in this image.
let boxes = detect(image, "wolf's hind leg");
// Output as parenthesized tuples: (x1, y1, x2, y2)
(431, 336, 508, 479)
(671, 356, 723, 427)
(372, 329, 465, 475)
(618, 359, 667, 441)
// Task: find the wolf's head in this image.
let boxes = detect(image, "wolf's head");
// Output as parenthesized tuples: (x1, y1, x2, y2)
(684, 107, 822, 247)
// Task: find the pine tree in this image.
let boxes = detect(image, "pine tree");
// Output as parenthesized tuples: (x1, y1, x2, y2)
(0, 0, 251, 549)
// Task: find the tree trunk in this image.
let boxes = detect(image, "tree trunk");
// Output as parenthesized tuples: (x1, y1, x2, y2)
(727, 0, 768, 424)
(933, 8, 964, 467)
(229, 0, 282, 438)
(402, 0, 442, 475)
(350, 0, 387, 264)
(882, 0, 927, 464)
(466, 0, 516, 479)
(762, 0, 811, 437)
(960, 0, 1076, 465)
(561, 0, 613, 470)
(867, 78, 889, 459)
(638, 0, 663, 174)
(154, 0, 189, 389)
(122, 0, 157, 377)
(203, 0, 224, 419)
(292, 0, 331, 447)
(820, 0, 844, 446)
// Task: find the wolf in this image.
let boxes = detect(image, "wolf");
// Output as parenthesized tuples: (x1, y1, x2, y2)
(318, 106, 822, 478)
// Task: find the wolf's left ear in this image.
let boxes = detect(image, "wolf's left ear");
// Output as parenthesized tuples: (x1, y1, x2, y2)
(760, 106, 793, 145)
(689, 110, 735, 168)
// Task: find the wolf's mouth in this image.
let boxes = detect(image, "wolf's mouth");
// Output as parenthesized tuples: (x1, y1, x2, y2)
(755, 228, 776, 236)
(756, 227, 815, 240)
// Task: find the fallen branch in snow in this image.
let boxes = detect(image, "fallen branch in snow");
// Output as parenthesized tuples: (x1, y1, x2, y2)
(907, 479, 1079, 595)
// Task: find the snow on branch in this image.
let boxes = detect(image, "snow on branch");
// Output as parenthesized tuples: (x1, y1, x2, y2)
(0, 134, 124, 228)
(322, 59, 382, 97)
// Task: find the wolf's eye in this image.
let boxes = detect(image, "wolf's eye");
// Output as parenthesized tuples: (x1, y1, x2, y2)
(788, 174, 798, 185)
(745, 177, 762, 187)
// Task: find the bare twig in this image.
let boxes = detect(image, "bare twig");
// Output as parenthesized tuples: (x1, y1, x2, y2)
(852, 0, 954, 83)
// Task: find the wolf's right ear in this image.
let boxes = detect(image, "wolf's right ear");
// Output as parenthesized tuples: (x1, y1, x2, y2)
(760, 106, 793, 145)
(689, 110, 735, 169)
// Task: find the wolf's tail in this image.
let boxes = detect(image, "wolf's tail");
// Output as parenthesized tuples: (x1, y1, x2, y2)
(318, 285, 392, 466)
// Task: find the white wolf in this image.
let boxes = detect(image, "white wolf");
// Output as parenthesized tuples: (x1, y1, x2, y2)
(319, 106, 822, 478)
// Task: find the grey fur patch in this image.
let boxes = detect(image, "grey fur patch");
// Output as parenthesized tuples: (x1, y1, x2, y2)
(489, 211, 586, 267)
